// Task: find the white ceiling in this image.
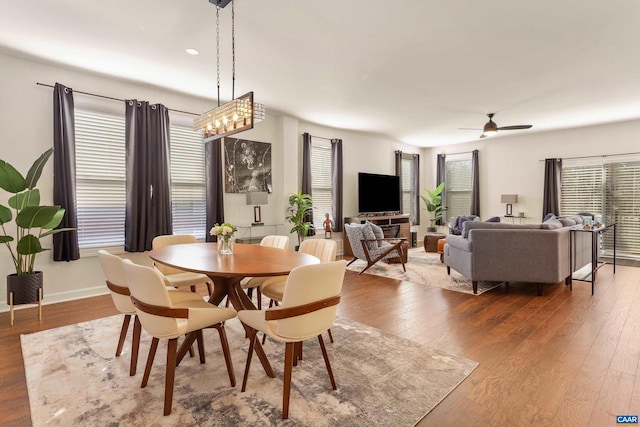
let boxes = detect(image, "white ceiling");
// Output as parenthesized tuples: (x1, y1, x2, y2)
(2, 0, 640, 147)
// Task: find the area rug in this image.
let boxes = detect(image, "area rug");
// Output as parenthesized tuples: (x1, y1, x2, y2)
(22, 315, 478, 426)
(346, 248, 502, 295)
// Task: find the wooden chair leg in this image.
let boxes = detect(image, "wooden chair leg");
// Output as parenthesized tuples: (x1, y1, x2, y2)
(282, 342, 295, 419)
(327, 328, 334, 344)
(176, 332, 198, 365)
(473, 281, 478, 294)
(196, 329, 206, 364)
(164, 338, 178, 416)
(257, 287, 262, 310)
(116, 314, 131, 357)
(130, 316, 141, 376)
(318, 334, 337, 390)
(242, 331, 257, 392)
(142, 337, 159, 388)
(215, 324, 236, 387)
(447, 266, 451, 275)
(190, 285, 196, 293)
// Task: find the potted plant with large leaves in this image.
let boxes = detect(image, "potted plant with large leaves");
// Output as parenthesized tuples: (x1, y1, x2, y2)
(286, 191, 313, 249)
(420, 182, 446, 232)
(0, 148, 73, 314)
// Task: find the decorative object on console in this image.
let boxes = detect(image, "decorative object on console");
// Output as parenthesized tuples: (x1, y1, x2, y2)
(420, 182, 446, 232)
(246, 191, 268, 225)
(193, 0, 265, 141)
(501, 194, 518, 217)
(224, 138, 272, 193)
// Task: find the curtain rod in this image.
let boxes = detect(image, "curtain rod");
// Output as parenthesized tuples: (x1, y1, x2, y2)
(36, 82, 201, 116)
(439, 150, 474, 156)
(309, 134, 333, 141)
(538, 151, 640, 161)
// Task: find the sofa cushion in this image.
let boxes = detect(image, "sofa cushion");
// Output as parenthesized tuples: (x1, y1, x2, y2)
(541, 218, 563, 229)
(557, 217, 577, 227)
(568, 215, 584, 224)
(365, 221, 384, 247)
(462, 221, 541, 238)
(445, 234, 472, 252)
(361, 223, 378, 250)
(543, 213, 556, 222)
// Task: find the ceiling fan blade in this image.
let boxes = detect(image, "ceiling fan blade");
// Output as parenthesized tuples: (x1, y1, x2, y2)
(458, 128, 482, 130)
(479, 134, 486, 139)
(497, 125, 532, 130)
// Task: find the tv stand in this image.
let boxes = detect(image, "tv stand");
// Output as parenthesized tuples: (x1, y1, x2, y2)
(343, 214, 410, 258)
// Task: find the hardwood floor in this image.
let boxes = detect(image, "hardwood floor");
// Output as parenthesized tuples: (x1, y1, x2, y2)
(1, 263, 638, 426)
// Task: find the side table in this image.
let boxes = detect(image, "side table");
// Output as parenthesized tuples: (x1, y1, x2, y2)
(424, 232, 446, 253)
(569, 223, 616, 295)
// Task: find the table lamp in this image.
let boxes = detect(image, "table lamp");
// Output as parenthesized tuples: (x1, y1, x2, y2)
(246, 191, 268, 225)
(501, 194, 518, 217)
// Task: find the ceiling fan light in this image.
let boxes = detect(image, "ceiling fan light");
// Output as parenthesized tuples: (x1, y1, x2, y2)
(483, 129, 497, 136)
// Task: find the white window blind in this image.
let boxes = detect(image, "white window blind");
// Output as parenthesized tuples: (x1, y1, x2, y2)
(310, 140, 332, 228)
(401, 157, 413, 216)
(75, 110, 126, 248)
(445, 155, 472, 221)
(170, 126, 206, 238)
(561, 155, 640, 258)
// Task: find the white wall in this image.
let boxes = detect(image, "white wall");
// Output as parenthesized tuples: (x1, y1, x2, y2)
(424, 119, 640, 224)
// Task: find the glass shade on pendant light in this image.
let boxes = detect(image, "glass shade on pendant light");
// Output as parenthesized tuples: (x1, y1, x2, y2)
(193, 92, 266, 141)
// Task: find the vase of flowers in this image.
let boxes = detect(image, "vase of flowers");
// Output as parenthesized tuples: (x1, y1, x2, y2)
(210, 222, 237, 255)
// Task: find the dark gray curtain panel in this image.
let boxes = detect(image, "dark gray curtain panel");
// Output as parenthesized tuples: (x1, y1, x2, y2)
(395, 150, 403, 213)
(124, 100, 172, 252)
(542, 158, 562, 219)
(52, 83, 80, 261)
(412, 153, 420, 225)
(436, 154, 446, 225)
(205, 139, 225, 242)
(470, 149, 480, 217)
(331, 139, 343, 232)
(301, 133, 315, 235)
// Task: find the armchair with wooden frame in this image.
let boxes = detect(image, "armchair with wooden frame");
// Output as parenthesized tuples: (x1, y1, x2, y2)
(344, 222, 406, 274)
(238, 260, 347, 419)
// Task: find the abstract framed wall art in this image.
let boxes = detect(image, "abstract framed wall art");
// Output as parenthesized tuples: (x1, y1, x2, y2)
(223, 137, 272, 193)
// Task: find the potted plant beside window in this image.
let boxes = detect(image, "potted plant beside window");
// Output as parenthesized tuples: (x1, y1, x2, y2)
(421, 183, 445, 233)
(0, 148, 73, 324)
(286, 191, 313, 250)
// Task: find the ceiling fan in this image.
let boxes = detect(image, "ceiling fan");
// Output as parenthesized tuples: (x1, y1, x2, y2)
(460, 113, 533, 138)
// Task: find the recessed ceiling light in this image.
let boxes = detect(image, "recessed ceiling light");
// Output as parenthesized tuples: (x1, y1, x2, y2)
(186, 48, 200, 56)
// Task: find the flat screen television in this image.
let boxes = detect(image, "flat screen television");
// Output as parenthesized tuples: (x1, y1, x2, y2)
(358, 172, 401, 214)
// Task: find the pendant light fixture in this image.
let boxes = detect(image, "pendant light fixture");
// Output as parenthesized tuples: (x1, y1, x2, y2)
(194, 0, 265, 142)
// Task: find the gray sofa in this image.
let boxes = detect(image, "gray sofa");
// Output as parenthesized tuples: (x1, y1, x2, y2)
(444, 217, 591, 295)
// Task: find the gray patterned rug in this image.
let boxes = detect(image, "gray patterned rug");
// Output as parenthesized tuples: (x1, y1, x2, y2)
(22, 315, 477, 426)
(346, 248, 502, 295)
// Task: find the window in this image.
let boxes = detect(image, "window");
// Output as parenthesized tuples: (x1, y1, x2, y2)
(169, 126, 206, 238)
(75, 110, 126, 248)
(310, 139, 333, 228)
(445, 153, 473, 221)
(561, 155, 640, 258)
(401, 155, 414, 218)
(75, 109, 206, 249)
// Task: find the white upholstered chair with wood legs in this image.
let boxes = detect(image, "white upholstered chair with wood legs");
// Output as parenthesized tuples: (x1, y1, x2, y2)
(122, 259, 237, 416)
(98, 249, 142, 377)
(238, 260, 347, 419)
(260, 238, 337, 342)
(240, 235, 290, 309)
(152, 234, 213, 296)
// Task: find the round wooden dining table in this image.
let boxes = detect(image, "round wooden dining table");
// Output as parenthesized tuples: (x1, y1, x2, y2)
(148, 242, 319, 377)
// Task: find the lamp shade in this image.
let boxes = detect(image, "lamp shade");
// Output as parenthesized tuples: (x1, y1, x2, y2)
(246, 191, 268, 205)
(501, 194, 518, 204)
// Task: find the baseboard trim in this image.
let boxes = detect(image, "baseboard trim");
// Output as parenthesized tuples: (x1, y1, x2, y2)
(0, 286, 109, 313)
